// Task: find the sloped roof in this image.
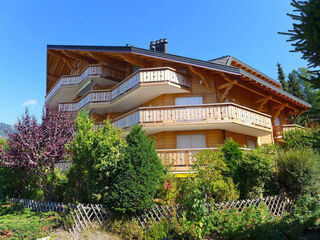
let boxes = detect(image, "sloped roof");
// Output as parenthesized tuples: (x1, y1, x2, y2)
(47, 45, 311, 108)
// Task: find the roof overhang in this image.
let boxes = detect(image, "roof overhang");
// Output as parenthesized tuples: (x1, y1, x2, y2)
(47, 45, 311, 109)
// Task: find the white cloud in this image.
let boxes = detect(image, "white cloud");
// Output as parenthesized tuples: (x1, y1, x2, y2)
(22, 99, 38, 107)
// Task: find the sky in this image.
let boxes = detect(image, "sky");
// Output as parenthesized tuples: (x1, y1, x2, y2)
(0, 0, 308, 124)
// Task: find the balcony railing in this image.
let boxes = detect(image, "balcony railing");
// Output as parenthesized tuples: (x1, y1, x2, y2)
(46, 64, 125, 103)
(59, 67, 190, 112)
(273, 124, 305, 140)
(158, 147, 249, 171)
(112, 103, 272, 131)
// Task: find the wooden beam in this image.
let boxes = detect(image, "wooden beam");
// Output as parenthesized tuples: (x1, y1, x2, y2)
(47, 74, 58, 82)
(272, 103, 287, 121)
(51, 57, 60, 75)
(48, 50, 76, 63)
(88, 52, 128, 69)
(62, 50, 96, 64)
(290, 110, 302, 124)
(188, 66, 210, 90)
(220, 83, 235, 102)
(120, 53, 149, 67)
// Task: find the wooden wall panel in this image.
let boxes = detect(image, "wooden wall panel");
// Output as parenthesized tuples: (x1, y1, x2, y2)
(258, 134, 274, 145)
(150, 129, 256, 149)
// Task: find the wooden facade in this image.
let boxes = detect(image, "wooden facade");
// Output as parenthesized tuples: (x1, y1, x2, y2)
(45, 44, 310, 173)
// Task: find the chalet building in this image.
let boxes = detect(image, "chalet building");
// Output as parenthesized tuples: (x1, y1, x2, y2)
(45, 39, 311, 174)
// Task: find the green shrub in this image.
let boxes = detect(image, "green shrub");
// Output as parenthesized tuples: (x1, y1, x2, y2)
(290, 193, 320, 230)
(106, 125, 164, 214)
(276, 149, 320, 195)
(284, 127, 320, 153)
(191, 150, 239, 202)
(67, 111, 125, 203)
(106, 217, 144, 240)
(0, 203, 59, 239)
(237, 148, 277, 198)
(221, 139, 243, 178)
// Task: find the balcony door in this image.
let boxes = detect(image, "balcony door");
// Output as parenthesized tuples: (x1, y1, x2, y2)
(177, 134, 206, 149)
(175, 96, 203, 106)
(175, 96, 204, 121)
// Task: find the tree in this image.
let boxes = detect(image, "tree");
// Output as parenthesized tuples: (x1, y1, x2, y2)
(0, 108, 74, 200)
(276, 149, 320, 195)
(67, 110, 125, 203)
(290, 68, 320, 125)
(279, 0, 320, 88)
(287, 72, 303, 99)
(191, 150, 239, 202)
(277, 63, 288, 91)
(106, 125, 164, 214)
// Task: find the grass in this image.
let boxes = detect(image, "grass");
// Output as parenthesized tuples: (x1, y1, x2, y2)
(0, 203, 59, 240)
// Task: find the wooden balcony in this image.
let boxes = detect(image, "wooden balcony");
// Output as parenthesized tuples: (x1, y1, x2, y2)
(112, 103, 273, 136)
(58, 67, 190, 113)
(273, 124, 305, 141)
(46, 64, 125, 105)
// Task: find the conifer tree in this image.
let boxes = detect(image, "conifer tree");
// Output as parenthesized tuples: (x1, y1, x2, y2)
(277, 63, 288, 91)
(279, 0, 320, 88)
(288, 73, 303, 99)
(106, 125, 164, 214)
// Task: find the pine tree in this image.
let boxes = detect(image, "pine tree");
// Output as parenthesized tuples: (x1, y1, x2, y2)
(279, 0, 320, 88)
(287, 73, 303, 99)
(277, 63, 288, 91)
(106, 125, 164, 214)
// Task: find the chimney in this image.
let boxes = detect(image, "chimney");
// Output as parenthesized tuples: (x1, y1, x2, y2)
(149, 38, 168, 53)
(149, 41, 156, 51)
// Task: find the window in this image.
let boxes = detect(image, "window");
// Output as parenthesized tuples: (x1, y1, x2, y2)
(247, 139, 256, 149)
(177, 134, 206, 149)
(274, 117, 280, 127)
(175, 96, 203, 106)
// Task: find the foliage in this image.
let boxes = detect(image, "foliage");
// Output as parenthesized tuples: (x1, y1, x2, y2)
(221, 138, 243, 178)
(157, 174, 179, 205)
(237, 148, 277, 198)
(283, 127, 320, 153)
(287, 72, 303, 99)
(67, 110, 125, 203)
(106, 217, 144, 240)
(277, 63, 288, 91)
(280, 0, 320, 89)
(0, 108, 74, 201)
(106, 125, 164, 214)
(276, 148, 320, 195)
(221, 140, 277, 198)
(0, 203, 59, 239)
(290, 193, 320, 230)
(191, 150, 239, 202)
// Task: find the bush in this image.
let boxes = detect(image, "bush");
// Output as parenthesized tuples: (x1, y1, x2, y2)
(106, 125, 164, 214)
(106, 217, 144, 240)
(276, 149, 320, 195)
(290, 193, 320, 230)
(284, 127, 320, 153)
(191, 150, 239, 202)
(67, 111, 125, 203)
(237, 148, 277, 198)
(221, 139, 243, 178)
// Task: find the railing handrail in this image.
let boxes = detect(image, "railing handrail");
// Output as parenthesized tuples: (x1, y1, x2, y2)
(156, 147, 250, 152)
(59, 67, 190, 111)
(48, 66, 187, 100)
(111, 102, 272, 123)
(46, 64, 119, 96)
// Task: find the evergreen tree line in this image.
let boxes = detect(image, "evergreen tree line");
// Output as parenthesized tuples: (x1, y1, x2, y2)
(277, 63, 320, 126)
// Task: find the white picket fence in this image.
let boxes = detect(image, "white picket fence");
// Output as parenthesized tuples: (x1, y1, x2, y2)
(11, 194, 293, 232)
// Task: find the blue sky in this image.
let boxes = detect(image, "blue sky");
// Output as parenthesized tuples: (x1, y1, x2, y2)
(0, 0, 307, 124)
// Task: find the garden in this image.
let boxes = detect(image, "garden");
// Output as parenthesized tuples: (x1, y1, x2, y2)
(0, 108, 320, 240)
